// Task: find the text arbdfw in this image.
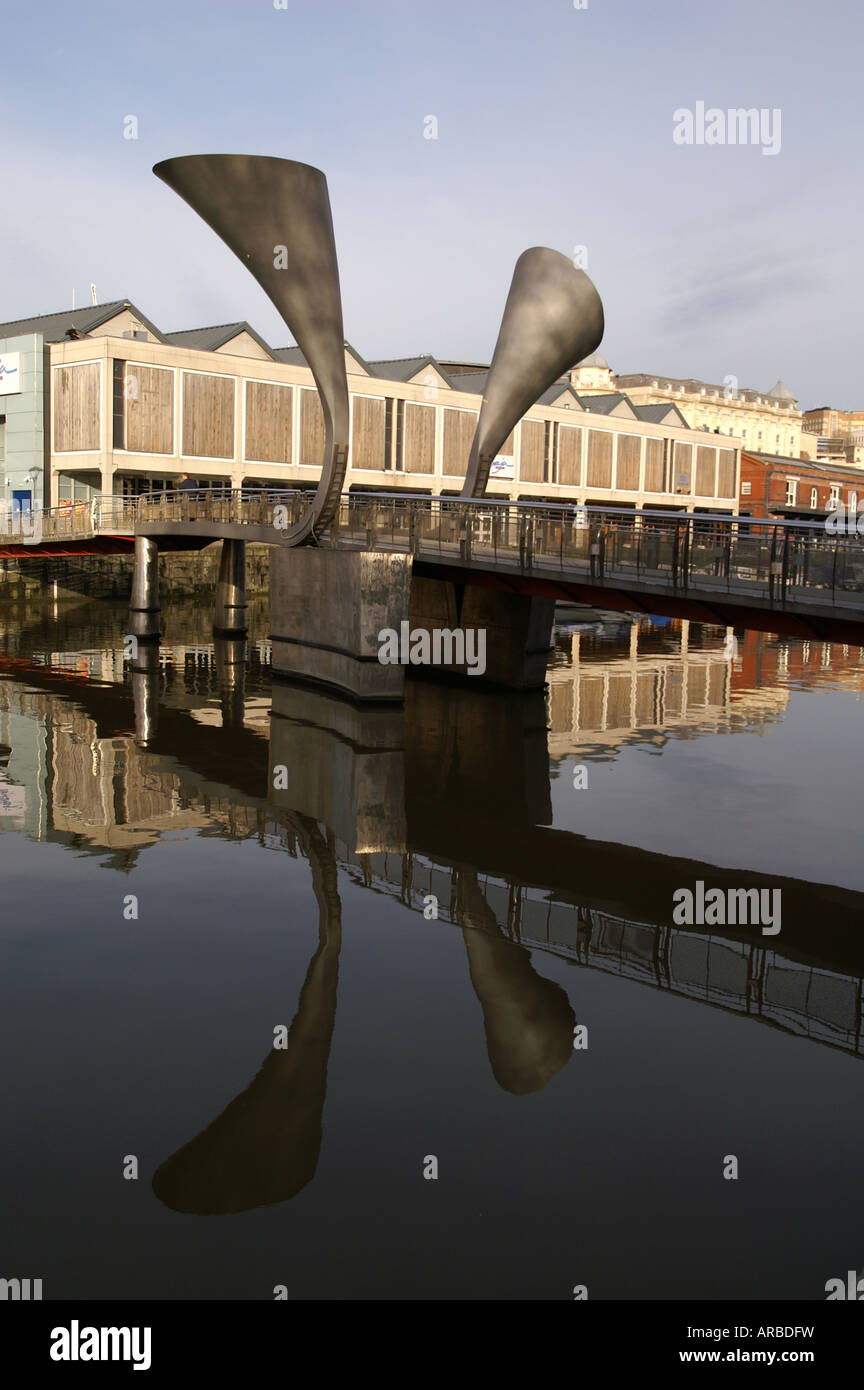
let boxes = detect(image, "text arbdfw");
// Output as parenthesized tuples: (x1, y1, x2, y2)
(378, 622, 486, 676)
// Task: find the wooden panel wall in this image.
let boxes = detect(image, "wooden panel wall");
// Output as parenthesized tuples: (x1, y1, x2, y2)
(557, 425, 582, 486)
(615, 434, 641, 491)
(299, 388, 325, 465)
(54, 363, 101, 452)
(673, 442, 693, 493)
(126, 365, 173, 454)
(586, 430, 613, 489)
(442, 408, 477, 476)
(695, 445, 716, 496)
(182, 372, 234, 458)
(519, 419, 545, 482)
(245, 380, 293, 464)
(404, 402, 435, 474)
(644, 437, 665, 491)
(717, 449, 737, 498)
(352, 395, 387, 470)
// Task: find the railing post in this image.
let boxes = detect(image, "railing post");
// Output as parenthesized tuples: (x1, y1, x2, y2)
(781, 529, 790, 600)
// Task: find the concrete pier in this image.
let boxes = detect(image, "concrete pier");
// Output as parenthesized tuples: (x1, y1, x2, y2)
(409, 575, 555, 690)
(213, 539, 247, 634)
(269, 550, 556, 700)
(270, 548, 412, 700)
(129, 536, 160, 642)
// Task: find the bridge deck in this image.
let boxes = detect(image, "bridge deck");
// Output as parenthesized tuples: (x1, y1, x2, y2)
(4, 490, 864, 636)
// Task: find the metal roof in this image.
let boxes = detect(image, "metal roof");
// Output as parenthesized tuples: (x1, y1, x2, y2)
(162, 321, 275, 356)
(365, 355, 443, 382)
(0, 300, 165, 344)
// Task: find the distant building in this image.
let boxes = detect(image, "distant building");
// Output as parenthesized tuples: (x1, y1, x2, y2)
(801, 407, 864, 467)
(739, 450, 864, 520)
(0, 299, 742, 519)
(569, 352, 615, 393)
(802, 406, 864, 438)
(573, 355, 805, 457)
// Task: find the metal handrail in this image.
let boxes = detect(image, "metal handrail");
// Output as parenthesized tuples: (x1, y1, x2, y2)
(3, 489, 864, 611)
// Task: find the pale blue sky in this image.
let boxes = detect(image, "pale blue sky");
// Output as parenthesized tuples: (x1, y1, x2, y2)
(2, 0, 861, 407)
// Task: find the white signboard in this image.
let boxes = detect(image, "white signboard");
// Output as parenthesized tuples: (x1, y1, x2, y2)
(0, 352, 21, 395)
(490, 454, 514, 480)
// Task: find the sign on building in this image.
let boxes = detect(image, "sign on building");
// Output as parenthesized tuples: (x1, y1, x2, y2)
(0, 353, 21, 395)
(490, 455, 514, 480)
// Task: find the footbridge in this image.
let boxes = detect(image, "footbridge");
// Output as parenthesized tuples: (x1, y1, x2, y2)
(4, 489, 864, 693)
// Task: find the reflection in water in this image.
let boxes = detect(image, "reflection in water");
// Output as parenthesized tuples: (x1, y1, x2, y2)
(153, 814, 341, 1215)
(455, 869, 575, 1094)
(2, 601, 864, 1230)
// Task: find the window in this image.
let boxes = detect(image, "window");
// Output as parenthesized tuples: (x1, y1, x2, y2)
(850, 491, 858, 514)
(829, 484, 840, 506)
(742, 481, 752, 495)
(810, 487, 818, 508)
(785, 479, 797, 505)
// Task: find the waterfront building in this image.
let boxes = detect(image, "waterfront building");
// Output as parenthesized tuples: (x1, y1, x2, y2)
(0, 299, 741, 519)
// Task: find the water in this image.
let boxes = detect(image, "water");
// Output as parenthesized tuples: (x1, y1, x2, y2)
(1, 599, 862, 1300)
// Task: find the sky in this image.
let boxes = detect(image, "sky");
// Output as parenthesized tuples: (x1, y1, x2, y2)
(2, 0, 861, 409)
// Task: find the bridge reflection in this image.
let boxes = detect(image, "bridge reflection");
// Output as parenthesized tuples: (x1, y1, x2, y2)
(3, 612, 863, 1214)
(1, 615, 861, 1072)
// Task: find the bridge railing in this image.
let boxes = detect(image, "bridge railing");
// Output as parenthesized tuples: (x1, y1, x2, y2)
(326, 493, 864, 609)
(5, 488, 864, 612)
(133, 487, 311, 531)
(0, 495, 140, 545)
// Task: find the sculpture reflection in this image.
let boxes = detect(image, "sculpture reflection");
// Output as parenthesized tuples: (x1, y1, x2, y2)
(152, 675, 575, 1215)
(455, 869, 575, 1094)
(152, 812, 341, 1214)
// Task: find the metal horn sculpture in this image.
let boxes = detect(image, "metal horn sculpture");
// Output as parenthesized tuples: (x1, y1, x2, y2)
(461, 248, 604, 498)
(153, 155, 349, 545)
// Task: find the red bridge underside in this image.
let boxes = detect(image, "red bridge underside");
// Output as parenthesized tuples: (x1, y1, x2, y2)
(415, 562, 864, 645)
(0, 537, 209, 558)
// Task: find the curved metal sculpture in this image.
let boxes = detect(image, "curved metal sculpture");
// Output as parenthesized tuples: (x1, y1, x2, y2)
(461, 248, 604, 498)
(153, 155, 349, 545)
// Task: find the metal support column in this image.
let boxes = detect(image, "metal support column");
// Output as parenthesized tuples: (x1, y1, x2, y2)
(214, 539, 247, 634)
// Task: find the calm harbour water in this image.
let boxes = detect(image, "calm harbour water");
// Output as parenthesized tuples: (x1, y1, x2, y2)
(1, 598, 862, 1300)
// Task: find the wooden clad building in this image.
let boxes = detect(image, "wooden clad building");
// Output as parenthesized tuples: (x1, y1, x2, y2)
(0, 299, 742, 516)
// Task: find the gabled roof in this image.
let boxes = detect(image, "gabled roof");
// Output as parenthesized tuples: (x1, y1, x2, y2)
(576, 392, 637, 418)
(436, 359, 489, 376)
(343, 342, 373, 375)
(0, 300, 166, 344)
(634, 402, 690, 427)
(538, 382, 582, 408)
(271, 345, 307, 366)
(365, 354, 445, 384)
(271, 341, 372, 374)
(163, 321, 275, 356)
(449, 370, 488, 395)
